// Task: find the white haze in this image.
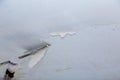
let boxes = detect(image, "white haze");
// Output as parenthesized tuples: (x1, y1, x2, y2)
(0, 0, 120, 80)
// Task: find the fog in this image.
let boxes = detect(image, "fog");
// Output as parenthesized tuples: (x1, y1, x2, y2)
(0, 0, 120, 80)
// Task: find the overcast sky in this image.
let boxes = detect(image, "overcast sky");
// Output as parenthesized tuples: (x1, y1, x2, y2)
(0, 0, 120, 30)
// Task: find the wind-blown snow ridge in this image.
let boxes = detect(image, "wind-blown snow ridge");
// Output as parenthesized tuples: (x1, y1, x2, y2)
(50, 31, 77, 38)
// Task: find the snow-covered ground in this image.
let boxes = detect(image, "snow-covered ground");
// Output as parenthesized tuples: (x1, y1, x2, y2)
(1, 26, 120, 80)
(0, 0, 120, 80)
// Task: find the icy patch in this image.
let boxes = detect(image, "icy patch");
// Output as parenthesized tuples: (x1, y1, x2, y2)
(50, 31, 77, 38)
(28, 47, 49, 68)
